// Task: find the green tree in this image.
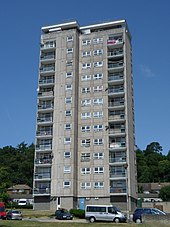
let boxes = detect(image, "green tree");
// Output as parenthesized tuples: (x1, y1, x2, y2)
(159, 186, 170, 201)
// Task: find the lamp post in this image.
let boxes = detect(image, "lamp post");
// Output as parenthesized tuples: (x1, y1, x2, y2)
(123, 163, 130, 221)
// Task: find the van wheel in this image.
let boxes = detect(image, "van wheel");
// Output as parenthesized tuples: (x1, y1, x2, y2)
(89, 217, 95, 223)
(114, 217, 120, 223)
(136, 218, 142, 223)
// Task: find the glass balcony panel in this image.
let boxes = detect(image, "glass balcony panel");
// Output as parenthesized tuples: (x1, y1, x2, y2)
(36, 144, 52, 151)
(108, 74, 123, 81)
(34, 173, 51, 179)
(40, 54, 55, 60)
(40, 66, 55, 72)
(33, 188, 51, 194)
(109, 157, 126, 163)
(109, 142, 126, 149)
(36, 131, 52, 136)
(39, 78, 54, 85)
(37, 117, 53, 123)
(35, 158, 52, 164)
(108, 61, 123, 69)
(110, 172, 125, 178)
(110, 187, 126, 193)
(38, 91, 53, 97)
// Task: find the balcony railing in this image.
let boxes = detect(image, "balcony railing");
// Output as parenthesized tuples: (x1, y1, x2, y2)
(108, 50, 123, 57)
(40, 55, 55, 61)
(108, 114, 125, 120)
(109, 142, 126, 149)
(108, 75, 124, 82)
(36, 131, 52, 136)
(36, 144, 52, 151)
(107, 38, 123, 45)
(34, 173, 51, 179)
(108, 62, 123, 69)
(108, 88, 124, 94)
(108, 101, 124, 107)
(35, 158, 52, 165)
(38, 91, 53, 97)
(33, 188, 51, 194)
(110, 172, 125, 178)
(37, 117, 53, 123)
(41, 43, 55, 49)
(110, 187, 126, 193)
(40, 66, 55, 73)
(39, 78, 54, 85)
(38, 104, 53, 110)
(109, 157, 126, 163)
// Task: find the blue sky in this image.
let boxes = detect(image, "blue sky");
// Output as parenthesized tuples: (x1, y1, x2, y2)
(0, 0, 170, 154)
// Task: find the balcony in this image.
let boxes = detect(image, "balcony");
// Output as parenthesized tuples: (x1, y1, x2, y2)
(40, 66, 55, 74)
(33, 187, 51, 195)
(107, 50, 123, 59)
(107, 38, 123, 47)
(109, 157, 126, 164)
(108, 74, 124, 85)
(39, 78, 54, 86)
(41, 42, 56, 50)
(109, 142, 126, 150)
(108, 61, 124, 71)
(38, 91, 54, 99)
(34, 173, 51, 180)
(38, 104, 53, 111)
(110, 187, 126, 193)
(108, 101, 124, 109)
(37, 117, 53, 124)
(35, 158, 52, 165)
(108, 114, 125, 122)
(35, 144, 52, 152)
(109, 128, 125, 136)
(110, 172, 126, 178)
(40, 54, 55, 63)
(36, 131, 52, 138)
(108, 87, 124, 96)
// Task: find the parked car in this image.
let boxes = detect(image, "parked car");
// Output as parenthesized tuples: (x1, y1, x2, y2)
(133, 208, 166, 223)
(55, 209, 73, 220)
(0, 202, 6, 220)
(6, 210, 22, 220)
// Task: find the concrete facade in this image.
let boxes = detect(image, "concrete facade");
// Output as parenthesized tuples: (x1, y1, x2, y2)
(33, 20, 137, 211)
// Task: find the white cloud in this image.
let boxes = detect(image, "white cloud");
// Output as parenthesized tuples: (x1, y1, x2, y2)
(139, 64, 156, 78)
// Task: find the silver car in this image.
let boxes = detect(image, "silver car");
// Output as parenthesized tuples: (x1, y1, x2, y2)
(6, 210, 22, 220)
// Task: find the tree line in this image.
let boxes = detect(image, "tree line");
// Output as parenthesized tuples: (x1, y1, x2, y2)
(0, 141, 170, 192)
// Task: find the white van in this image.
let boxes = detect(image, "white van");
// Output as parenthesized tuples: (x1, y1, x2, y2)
(85, 205, 126, 223)
(18, 199, 27, 206)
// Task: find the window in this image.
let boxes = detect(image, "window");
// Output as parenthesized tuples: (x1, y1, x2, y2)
(93, 49, 103, 56)
(93, 98, 103, 105)
(64, 123, 71, 130)
(94, 182, 104, 188)
(81, 112, 91, 119)
(67, 36, 73, 42)
(81, 153, 90, 161)
(82, 63, 91, 69)
(81, 75, 91, 81)
(82, 51, 91, 57)
(94, 61, 103, 67)
(81, 167, 91, 174)
(93, 124, 103, 131)
(81, 87, 91, 93)
(93, 38, 103, 44)
(63, 181, 71, 188)
(93, 85, 103, 92)
(93, 152, 104, 159)
(93, 73, 103, 80)
(65, 110, 72, 116)
(64, 137, 71, 144)
(66, 72, 73, 78)
(82, 39, 91, 45)
(93, 138, 103, 145)
(81, 182, 91, 189)
(65, 97, 72, 104)
(93, 111, 103, 118)
(65, 84, 72, 90)
(81, 99, 91, 106)
(64, 166, 71, 173)
(66, 61, 73, 66)
(81, 126, 91, 132)
(67, 48, 73, 54)
(64, 151, 71, 158)
(94, 167, 104, 173)
(81, 139, 90, 146)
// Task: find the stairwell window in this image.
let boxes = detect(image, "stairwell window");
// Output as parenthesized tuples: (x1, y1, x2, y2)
(82, 39, 91, 45)
(64, 137, 71, 144)
(94, 61, 103, 67)
(66, 72, 73, 78)
(81, 74, 91, 81)
(64, 151, 71, 158)
(63, 181, 71, 188)
(67, 48, 73, 54)
(65, 110, 72, 116)
(67, 36, 73, 42)
(82, 87, 91, 93)
(93, 49, 103, 56)
(64, 123, 71, 130)
(93, 73, 103, 80)
(82, 51, 91, 57)
(64, 166, 71, 173)
(65, 97, 72, 104)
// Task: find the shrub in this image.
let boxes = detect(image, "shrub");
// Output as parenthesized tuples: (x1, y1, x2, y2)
(69, 208, 85, 219)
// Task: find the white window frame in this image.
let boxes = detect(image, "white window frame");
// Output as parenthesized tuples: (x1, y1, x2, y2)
(64, 151, 71, 158)
(94, 61, 103, 67)
(82, 51, 91, 57)
(93, 85, 103, 92)
(66, 60, 73, 66)
(64, 137, 71, 144)
(93, 73, 103, 80)
(81, 125, 91, 132)
(67, 48, 73, 54)
(65, 84, 72, 90)
(93, 124, 103, 131)
(66, 72, 73, 78)
(81, 167, 91, 174)
(81, 75, 91, 81)
(64, 123, 71, 130)
(81, 139, 90, 146)
(93, 49, 103, 56)
(82, 63, 91, 69)
(93, 98, 103, 105)
(81, 153, 90, 161)
(94, 167, 104, 174)
(93, 38, 103, 44)
(81, 87, 91, 93)
(81, 112, 91, 119)
(80, 182, 91, 189)
(65, 110, 72, 116)
(93, 138, 103, 145)
(93, 111, 103, 118)
(64, 166, 71, 173)
(65, 97, 72, 104)
(82, 39, 91, 45)
(67, 36, 73, 42)
(63, 181, 71, 188)
(94, 182, 104, 188)
(81, 99, 91, 106)
(93, 152, 104, 159)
